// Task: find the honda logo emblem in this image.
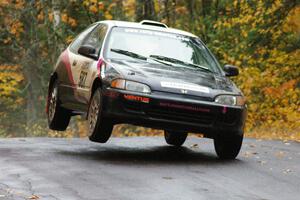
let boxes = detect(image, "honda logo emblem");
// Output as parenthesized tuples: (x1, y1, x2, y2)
(181, 89, 188, 94)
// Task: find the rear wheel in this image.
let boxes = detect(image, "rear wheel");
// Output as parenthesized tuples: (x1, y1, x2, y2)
(164, 131, 188, 147)
(214, 134, 243, 160)
(88, 88, 113, 143)
(47, 80, 71, 131)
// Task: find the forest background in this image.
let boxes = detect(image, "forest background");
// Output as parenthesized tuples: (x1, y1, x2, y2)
(0, 0, 299, 141)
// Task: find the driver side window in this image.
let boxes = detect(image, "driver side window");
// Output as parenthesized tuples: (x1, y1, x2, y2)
(81, 24, 108, 57)
(69, 24, 98, 53)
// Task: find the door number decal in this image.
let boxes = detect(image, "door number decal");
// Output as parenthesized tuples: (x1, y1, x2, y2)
(79, 71, 88, 88)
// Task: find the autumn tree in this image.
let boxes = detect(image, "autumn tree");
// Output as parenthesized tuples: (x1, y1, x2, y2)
(0, 0, 299, 140)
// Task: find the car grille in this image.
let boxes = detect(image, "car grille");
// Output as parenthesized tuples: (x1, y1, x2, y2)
(145, 104, 215, 125)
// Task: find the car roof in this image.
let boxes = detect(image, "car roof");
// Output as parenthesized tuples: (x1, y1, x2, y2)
(98, 20, 197, 38)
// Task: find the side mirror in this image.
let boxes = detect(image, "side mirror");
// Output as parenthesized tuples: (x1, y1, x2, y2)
(78, 45, 98, 60)
(224, 64, 239, 76)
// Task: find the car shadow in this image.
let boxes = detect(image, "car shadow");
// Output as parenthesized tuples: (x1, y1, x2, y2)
(58, 145, 244, 166)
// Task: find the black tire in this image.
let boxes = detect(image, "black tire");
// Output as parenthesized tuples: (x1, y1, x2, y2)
(164, 130, 188, 147)
(214, 134, 243, 160)
(47, 80, 71, 131)
(88, 88, 113, 143)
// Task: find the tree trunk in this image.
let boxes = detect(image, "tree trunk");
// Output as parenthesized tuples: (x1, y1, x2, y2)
(135, 0, 143, 21)
(144, 0, 156, 20)
(20, 5, 44, 135)
(163, 0, 170, 24)
(186, 0, 197, 31)
(52, 0, 60, 30)
(135, 0, 156, 21)
(52, 0, 64, 52)
(115, 0, 125, 20)
(171, 0, 176, 26)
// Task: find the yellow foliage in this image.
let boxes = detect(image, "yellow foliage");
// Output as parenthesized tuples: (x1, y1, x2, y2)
(0, 0, 10, 6)
(37, 11, 44, 22)
(210, 0, 300, 138)
(14, 0, 24, 9)
(65, 35, 74, 44)
(284, 6, 300, 34)
(59, 13, 77, 27)
(48, 12, 53, 22)
(68, 17, 77, 27)
(123, 0, 135, 19)
(175, 6, 188, 15)
(89, 5, 98, 13)
(0, 65, 23, 97)
(0, 0, 24, 9)
(98, 1, 104, 10)
(3, 37, 11, 44)
(9, 20, 24, 38)
(104, 11, 113, 20)
(61, 13, 68, 23)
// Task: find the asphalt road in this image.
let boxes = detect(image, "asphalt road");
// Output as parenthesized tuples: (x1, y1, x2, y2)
(0, 137, 299, 200)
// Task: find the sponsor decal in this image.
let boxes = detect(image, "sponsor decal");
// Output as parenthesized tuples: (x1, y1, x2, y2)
(124, 28, 188, 40)
(159, 102, 210, 113)
(78, 71, 88, 88)
(124, 94, 149, 103)
(72, 60, 77, 66)
(103, 91, 119, 98)
(80, 61, 90, 69)
(160, 81, 209, 93)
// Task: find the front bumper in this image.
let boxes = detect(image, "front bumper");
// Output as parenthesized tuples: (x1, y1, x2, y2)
(102, 88, 247, 138)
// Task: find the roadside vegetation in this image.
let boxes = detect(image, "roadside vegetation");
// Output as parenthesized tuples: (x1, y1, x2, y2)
(0, 0, 299, 141)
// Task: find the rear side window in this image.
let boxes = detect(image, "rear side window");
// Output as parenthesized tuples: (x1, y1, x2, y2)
(69, 24, 98, 53)
(81, 24, 108, 57)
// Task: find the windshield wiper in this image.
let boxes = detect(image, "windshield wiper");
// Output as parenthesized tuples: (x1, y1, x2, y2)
(111, 48, 147, 61)
(149, 54, 213, 73)
(110, 49, 173, 66)
(110, 49, 211, 72)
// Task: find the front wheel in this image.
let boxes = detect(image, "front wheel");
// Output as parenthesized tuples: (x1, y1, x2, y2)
(164, 131, 188, 147)
(88, 88, 113, 143)
(214, 134, 243, 160)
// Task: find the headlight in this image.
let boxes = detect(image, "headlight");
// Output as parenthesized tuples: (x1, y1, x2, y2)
(215, 95, 245, 106)
(125, 81, 151, 93)
(111, 79, 151, 94)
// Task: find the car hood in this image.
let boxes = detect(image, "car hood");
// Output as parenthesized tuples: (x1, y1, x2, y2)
(108, 59, 239, 98)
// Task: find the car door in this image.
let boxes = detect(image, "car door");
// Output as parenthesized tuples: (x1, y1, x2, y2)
(74, 24, 108, 104)
(59, 23, 98, 106)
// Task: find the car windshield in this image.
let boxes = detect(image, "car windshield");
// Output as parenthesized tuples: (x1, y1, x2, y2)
(105, 27, 222, 73)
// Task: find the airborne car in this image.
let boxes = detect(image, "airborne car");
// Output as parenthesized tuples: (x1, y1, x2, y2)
(47, 20, 247, 159)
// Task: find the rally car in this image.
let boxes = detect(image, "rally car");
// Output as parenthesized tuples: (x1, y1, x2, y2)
(46, 20, 247, 159)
